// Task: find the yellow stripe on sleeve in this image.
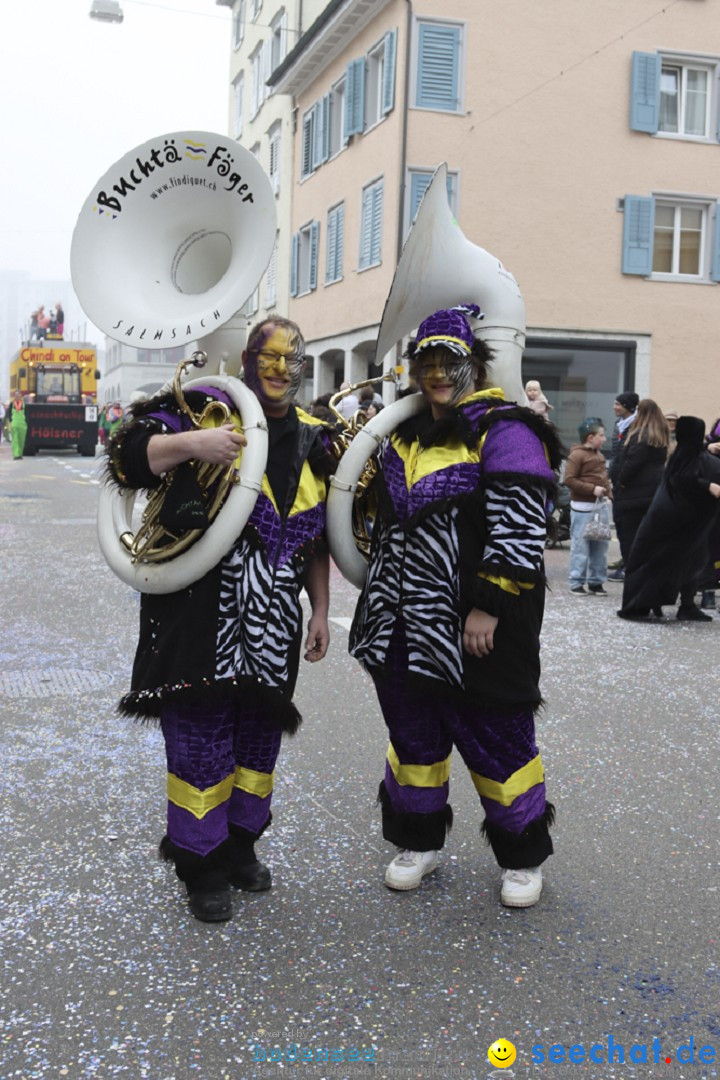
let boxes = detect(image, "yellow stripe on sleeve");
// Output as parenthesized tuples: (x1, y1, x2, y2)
(476, 572, 535, 596)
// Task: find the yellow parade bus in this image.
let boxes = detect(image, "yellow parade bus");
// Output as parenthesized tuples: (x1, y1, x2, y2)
(9, 341, 101, 456)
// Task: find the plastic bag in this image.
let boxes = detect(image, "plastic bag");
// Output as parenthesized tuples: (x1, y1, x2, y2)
(582, 498, 612, 541)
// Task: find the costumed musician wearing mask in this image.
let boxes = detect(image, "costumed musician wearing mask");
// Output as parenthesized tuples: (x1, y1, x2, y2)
(349, 305, 562, 907)
(106, 318, 334, 922)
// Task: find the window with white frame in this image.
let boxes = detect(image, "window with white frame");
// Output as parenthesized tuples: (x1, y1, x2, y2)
(660, 61, 711, 137)
(265, 233, 278, 309)
(630, 50, 720, 141)
(328, 76, 346, 157)
(250, 141, 261, 160)
(413, 18, 463, 113)
(233, 73, 244, 140)
(653, 200, 706, 275)
(232, 0, 245, 48)
(252, 44, 266, 118)
(250, 0, 262, 20)
(325, 202, 344, 285)
(621, 194, 720, 281)
(365, 32, 396, 128)
(290, 221, 320, 296)
(359, 178, 383, 270)
(241, 285, 259, 316)
(270, 8, 287, 72)
(345, 30, 397, 138)
(268, 122, 281, 194)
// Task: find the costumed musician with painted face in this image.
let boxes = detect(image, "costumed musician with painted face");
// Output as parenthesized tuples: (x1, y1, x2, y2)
(106, 318, 335, 923)
(349, 304, 562, 907)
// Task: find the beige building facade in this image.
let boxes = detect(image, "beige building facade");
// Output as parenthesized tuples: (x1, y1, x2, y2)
(219, 0, 327, 408)
(224, 0, 720, 442)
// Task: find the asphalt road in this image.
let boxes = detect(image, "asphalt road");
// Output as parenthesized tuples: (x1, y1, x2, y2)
(1, 440, 720, 1080)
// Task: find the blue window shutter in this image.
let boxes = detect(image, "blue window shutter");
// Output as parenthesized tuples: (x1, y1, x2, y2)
(336, 203, 344, 276)
(326, 209, 337, 283)
(326, 204, 344, 282)
(345, 57, 365, 136)
(630, 51, 660, 133)
(410, 173, 432, 220)
(416, 23, 460, 111)
(711, 205, 720, 282)
(622, 196, 655, 276)
(309, 221, 319, 290)
(290, 233, 299, 296)
(382, 29, 397, 115)
(321, 94, 330, 161)
(301, 113, 313, 177)
(360, 187, 373, 268)
(343, 63, 353, 138)
(312, 102, 324, 169)
(371, 183, 384, 264)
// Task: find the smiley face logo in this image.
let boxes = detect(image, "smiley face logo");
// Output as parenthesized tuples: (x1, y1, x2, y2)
(487, 1039, 517, 1068)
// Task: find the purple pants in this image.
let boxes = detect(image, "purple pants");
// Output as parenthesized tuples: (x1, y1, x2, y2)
(372, 633, 553, 867)
(160, 699, 282, 856)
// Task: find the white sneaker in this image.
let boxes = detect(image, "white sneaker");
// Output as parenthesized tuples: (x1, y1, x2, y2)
(385, 849, 438, 891)
(500, 866, 543, 907)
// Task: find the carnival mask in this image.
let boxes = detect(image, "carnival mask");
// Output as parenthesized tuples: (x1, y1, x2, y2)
(417, 347, 476, 409)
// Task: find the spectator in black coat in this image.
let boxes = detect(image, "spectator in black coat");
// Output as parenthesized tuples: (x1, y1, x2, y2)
(618, 416, 720, 622)
(607, 391, 639, 578)
(613, 399, 670, 563)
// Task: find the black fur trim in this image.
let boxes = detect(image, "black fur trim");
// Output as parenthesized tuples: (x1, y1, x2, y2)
(228, 816, 273, 847)
(158, 834, 233, 884)
(376, 780, 453, 851)
(395, 406, 477, 450)
(393, 400, 563, 474)
(481, 801, 556, 869)
(117, 677, 302, 734)
(306, 434, 338, 479)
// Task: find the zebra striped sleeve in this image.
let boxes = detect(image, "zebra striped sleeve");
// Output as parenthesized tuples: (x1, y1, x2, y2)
(482, 479, 548, 574)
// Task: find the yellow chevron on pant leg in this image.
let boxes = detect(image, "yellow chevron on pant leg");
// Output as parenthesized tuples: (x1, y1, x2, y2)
(233, 766, 275, 799)
(387, 742, 451, 788)
(469, 754, 545, 807)
(167, 772, 235, 820)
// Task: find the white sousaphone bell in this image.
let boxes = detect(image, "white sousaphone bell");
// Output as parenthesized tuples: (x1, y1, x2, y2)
(71, 130, 277, 594)
(326, 162, 528, 589)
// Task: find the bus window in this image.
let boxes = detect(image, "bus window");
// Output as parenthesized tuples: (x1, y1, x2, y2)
(36, 368, 82, 402)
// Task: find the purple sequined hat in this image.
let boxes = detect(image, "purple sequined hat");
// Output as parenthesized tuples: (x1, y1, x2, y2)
(415, 304, 484, 358)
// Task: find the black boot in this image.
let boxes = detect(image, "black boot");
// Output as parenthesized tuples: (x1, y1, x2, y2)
(227, 823, 272, 892)
(159, 836, 233, 922)
(677, 605, 713, 622)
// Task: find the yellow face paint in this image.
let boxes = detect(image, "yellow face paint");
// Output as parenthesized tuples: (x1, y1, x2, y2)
(245, 324, 305, 411)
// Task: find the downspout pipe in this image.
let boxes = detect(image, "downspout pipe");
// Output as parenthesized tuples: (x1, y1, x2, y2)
(386, 0, 413, 395)
(396, 0, 412, 266)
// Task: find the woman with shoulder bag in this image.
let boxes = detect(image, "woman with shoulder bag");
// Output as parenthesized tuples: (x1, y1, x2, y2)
(563, 419, 612, 595)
